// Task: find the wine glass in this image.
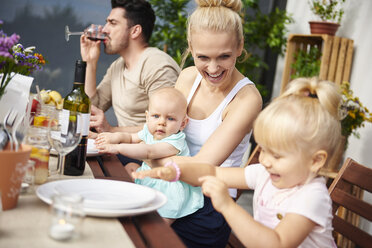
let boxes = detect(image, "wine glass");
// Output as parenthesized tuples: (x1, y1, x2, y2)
(48, 109, 82, 176)
(65, 24, 106, 42)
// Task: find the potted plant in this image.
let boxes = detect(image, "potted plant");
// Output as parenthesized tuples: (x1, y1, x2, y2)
(0, 20, 46, 210)
(339, 81, 372, 143)
(308, 0, 346, 36)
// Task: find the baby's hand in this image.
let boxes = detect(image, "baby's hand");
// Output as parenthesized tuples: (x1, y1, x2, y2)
(95, 132, 120, 145)
(88, 130, 98, 139)
(132, 166, 176, 181)
(199, 176, 233, 213)
(95, 143, 119, 154)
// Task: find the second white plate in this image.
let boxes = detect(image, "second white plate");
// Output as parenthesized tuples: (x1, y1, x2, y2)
(37, 180, 167, 217)
(37, 179, 157, 210)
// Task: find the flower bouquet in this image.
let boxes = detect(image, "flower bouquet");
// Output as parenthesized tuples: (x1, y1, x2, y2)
(0, 20, 46, 100)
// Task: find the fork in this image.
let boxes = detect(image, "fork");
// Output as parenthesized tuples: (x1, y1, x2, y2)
(4, 108, 18, 151)
(3, 108, 15, 150)
(12, 110, 25, 151)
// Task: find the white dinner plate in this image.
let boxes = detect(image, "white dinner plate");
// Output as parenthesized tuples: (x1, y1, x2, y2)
(52, 179, 156, 209)
(36, 179, 167, 217)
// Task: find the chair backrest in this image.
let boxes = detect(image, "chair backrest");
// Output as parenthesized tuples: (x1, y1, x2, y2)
(328, 158, 372, 248)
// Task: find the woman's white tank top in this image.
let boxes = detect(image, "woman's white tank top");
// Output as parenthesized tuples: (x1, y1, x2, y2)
(184, 73, 254, 197)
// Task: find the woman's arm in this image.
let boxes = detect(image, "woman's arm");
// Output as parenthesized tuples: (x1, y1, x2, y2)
(193, 81, 262, 165)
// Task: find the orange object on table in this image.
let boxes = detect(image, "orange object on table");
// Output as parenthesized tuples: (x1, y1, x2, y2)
(29, 146, 50, 184)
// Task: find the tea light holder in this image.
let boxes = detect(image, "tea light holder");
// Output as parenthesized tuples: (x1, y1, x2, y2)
(49, 193, 84, 241)
(49, 218, 75, 240)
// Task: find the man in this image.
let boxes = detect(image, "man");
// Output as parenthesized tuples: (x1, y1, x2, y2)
(81, 0, 180, 134)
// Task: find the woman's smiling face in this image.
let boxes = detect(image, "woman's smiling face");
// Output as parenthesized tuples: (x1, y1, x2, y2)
(190, 30, 242, 86)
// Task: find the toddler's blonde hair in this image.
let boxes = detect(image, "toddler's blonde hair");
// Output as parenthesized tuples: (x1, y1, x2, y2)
(254, 77, 342, 169)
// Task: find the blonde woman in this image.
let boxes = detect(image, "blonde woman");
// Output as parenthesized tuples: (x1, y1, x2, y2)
(134, 78, 341, 247)
(146, 0, 262, 247)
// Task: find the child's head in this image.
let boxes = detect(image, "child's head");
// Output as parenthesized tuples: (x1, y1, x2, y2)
(253, 78, 342, 187)
(181, 0, 244, 68)
(146, 87, 188, 140)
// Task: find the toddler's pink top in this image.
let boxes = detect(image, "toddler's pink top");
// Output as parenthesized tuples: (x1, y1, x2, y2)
(245, 164, 337, 248)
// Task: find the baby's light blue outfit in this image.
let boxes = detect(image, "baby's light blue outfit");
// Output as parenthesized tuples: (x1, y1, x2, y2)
(134, 124, 204, 218)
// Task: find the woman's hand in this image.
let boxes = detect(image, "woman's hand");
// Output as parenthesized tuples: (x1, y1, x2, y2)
(88, 130, 98, 139)
(132, 166, 176, 181)
(199, 176, 234, 213)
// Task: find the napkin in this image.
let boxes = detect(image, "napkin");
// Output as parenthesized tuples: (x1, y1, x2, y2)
(0, 73, 33, 121)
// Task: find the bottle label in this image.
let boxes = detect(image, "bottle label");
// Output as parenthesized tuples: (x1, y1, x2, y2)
(60, 109, 70, 135)
(80, 113, 90, 136)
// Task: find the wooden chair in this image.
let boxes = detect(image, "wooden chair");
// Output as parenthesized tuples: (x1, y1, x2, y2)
(226, 145, 261, 248)
(328, 158, 372, 248)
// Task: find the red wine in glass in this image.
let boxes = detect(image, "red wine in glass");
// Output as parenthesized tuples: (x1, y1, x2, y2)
(65, 25, 106, 42)
(87, 37, 105, 41)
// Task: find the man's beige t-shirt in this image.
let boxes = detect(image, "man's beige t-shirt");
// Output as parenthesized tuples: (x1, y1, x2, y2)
(91, 47, 180, 127)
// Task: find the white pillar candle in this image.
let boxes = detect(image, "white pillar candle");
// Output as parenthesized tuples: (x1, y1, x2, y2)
(49, 219, 75, 241)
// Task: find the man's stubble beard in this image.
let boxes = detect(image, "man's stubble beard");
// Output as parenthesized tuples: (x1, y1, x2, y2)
(104, 36, 129, 55)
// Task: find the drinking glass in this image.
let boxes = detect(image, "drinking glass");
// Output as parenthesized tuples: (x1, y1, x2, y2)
(65, 24, 106, 42)
(21, 160, 35, 194)
(47, 109, 82, 175)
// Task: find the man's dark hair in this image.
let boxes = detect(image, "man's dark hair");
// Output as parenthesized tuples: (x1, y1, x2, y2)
(111, 0, 155, 43)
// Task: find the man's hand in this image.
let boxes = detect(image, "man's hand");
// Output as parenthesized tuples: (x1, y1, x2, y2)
(80, 33, 101, 63)
(90, 105, 112, 133)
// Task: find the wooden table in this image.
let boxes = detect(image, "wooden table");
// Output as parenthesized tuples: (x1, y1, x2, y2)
(87, 155, 186, 248)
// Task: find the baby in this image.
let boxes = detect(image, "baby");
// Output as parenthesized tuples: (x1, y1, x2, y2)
(95, 87, 203, 224)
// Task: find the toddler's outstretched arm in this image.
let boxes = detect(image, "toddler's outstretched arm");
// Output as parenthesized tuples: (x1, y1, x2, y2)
(95, 131, 133, 145)
(97, 141, 180, 161)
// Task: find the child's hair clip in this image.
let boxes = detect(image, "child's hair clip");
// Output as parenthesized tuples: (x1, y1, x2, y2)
(308, 93, 318, 99)
(303, 90, 318, 99)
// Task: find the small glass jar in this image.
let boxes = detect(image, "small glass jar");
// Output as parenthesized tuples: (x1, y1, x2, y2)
(33, 104, 57, 127)
(49, 194, 85, 241)
(24, 126, 50, 184)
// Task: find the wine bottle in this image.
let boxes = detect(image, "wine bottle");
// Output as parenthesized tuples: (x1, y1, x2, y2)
(63, 60, 91, 176)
